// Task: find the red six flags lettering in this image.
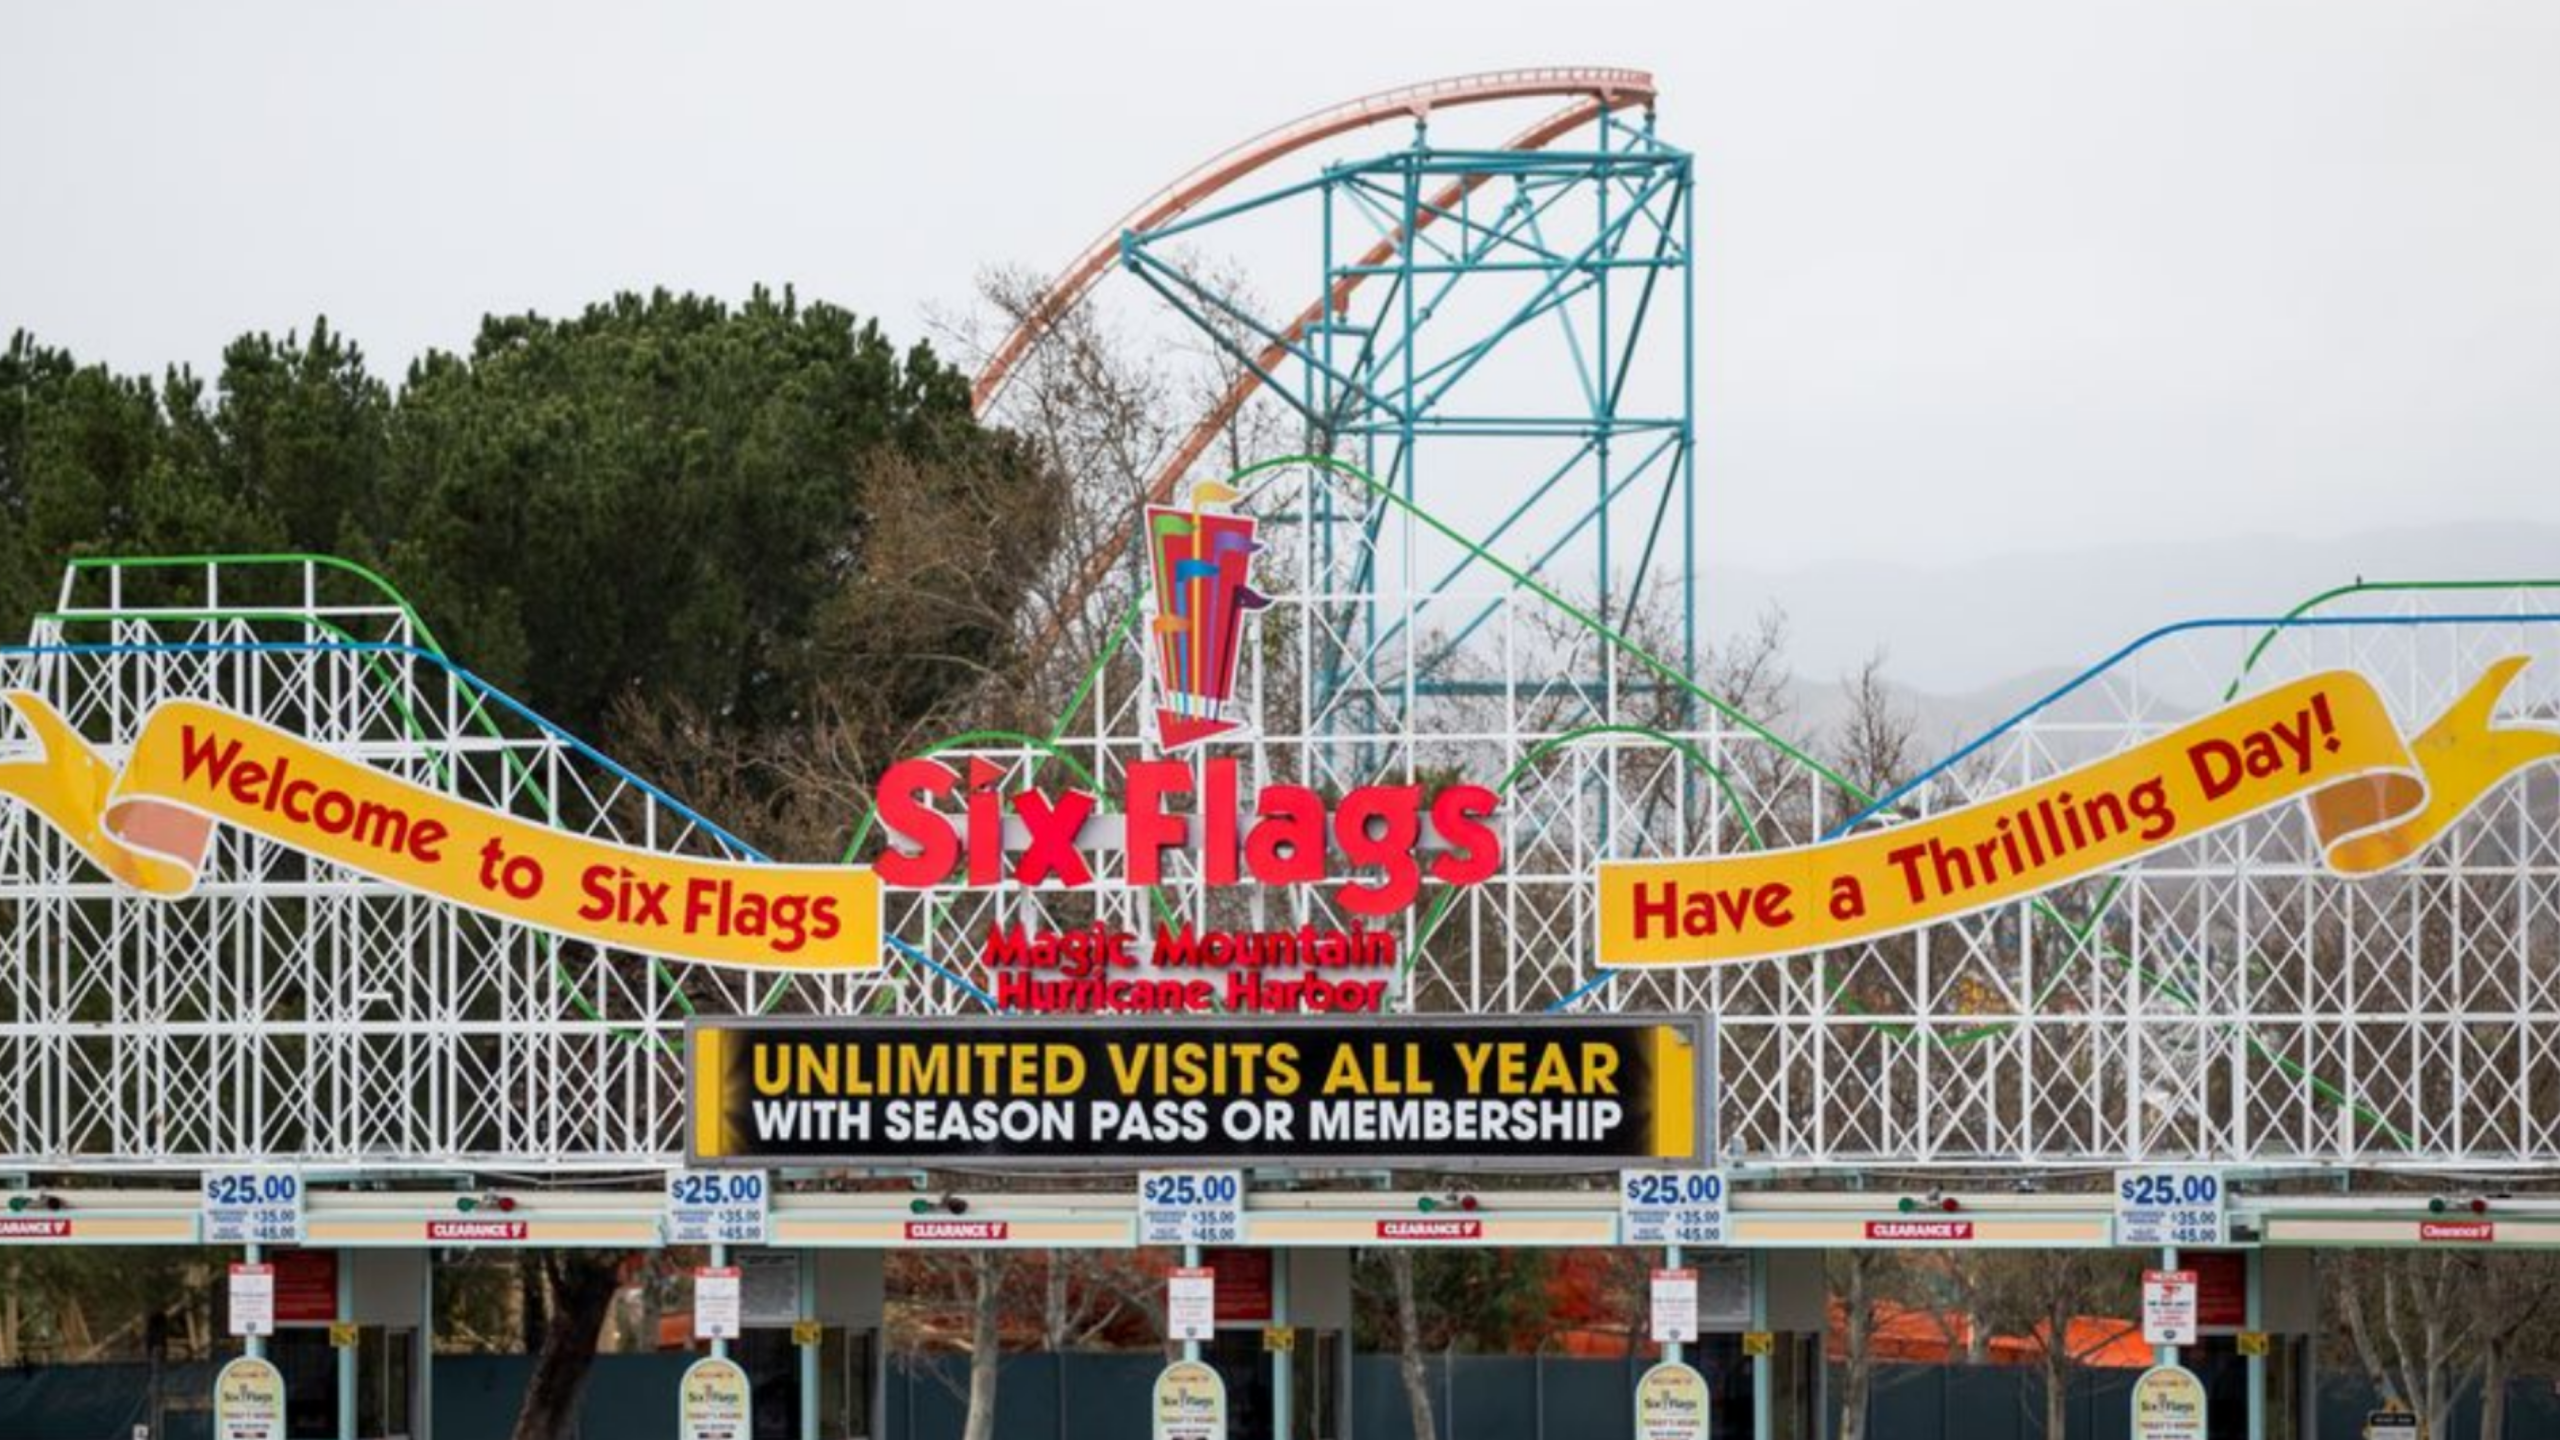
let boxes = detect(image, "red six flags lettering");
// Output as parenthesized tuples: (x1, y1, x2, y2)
(875, 756, 1499, 916)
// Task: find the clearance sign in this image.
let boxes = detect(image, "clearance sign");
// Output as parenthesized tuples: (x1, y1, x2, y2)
(1601, 659, 2560, 966)
(687, 1017, 1708, 1167)
(0, 692, 879, 973)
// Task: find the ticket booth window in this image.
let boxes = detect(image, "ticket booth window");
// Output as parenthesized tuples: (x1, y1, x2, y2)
(818, 1326, 879, 1440)
(359, 1325, 416, 1438)
(1291, 1329, 1343, 1440)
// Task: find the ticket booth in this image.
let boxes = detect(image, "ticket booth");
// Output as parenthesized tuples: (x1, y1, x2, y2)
(226, 1249, 423, 1439)
(1198, 1249, 1351, 1440)
(1688, 1251, 1824, 1440)
(721, 1250, 884, 1440)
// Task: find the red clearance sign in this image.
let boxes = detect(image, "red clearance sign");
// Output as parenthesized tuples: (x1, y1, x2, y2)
(1865, 1220, 1975, 1242)
(426, 1220, 528, 1242)
(905, 1221, 1011, 1242)
(1376, 1219, 1484, 1241)
(2420, 1220, 2495, 1243)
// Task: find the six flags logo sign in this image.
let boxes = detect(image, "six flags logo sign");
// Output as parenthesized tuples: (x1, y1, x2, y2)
(1145, 480, 1269, 749)
(873, 481, 1504, 914)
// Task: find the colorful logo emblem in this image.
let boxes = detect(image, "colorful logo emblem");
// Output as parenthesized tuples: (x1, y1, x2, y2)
(1145, 481, 1270, 748)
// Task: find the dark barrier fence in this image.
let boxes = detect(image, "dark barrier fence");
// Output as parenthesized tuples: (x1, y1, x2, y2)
(6, 1352, 2560, 1440)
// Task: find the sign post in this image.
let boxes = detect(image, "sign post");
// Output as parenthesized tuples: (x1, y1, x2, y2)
(664, 1169, 769, 1246)
(2141, 1269, 2199, 1347)
(202, 1169, 304, 1246)
(678, 1354, 751, 1440)
(694, 1266, 742, 1343)
(1168, 1267, 1216, 1344)
(226, 1263, 275, 1339)
(1140, 1171, 1244, 1246)
(1619, 1169, 1726, 1246)
(1633, 1360, 1711, 1440)
(2130, 1364, 2208, 1440)
(2362, 1406, 2420, 1440)
(1649, 1268, 1699, 1346)
(1151, 1358, 1228, 1440)
(2114, 1168, 2226, 1248)
(213, 1354, 286, 1440)
(689, 1016, 1710, 1169)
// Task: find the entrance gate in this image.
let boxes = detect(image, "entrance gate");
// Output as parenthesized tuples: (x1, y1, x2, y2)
(2, 68, 2557, 1440)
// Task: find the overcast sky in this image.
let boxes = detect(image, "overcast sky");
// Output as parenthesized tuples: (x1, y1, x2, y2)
(6, 1, 2555, 618)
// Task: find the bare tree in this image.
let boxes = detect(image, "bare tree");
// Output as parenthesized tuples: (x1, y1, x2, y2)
(2332, 1248, 2560, 1440)
(1389, 1248, 1437, 1440)
(1977, 1250, 2138, 1440)
(1831, 1249, 1924, 1440)
(960, 1251, 1007, 1440)
(506, 1254, 623, 1440)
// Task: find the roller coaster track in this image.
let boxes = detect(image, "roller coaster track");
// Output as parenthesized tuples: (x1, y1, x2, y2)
(974, 71, 1659, 658)
(971, 67, 1653, 414)
(17, 515, 2558, 1168)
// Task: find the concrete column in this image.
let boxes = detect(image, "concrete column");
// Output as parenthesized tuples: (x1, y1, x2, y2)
(1272, 1249, 1292, 1440)
(1662, 1243, 1683, 1366)
(338, 1251, 357, 1439)
(2245, 1249, 2265, 1440)
(2156, 1245, 2180, 1372)
(1182, 1243, 1202, 1363)
(800, 1249, 820, 1440)
(1750, 1251, 1771, 1440)
(244, 1241, 266, 1361)
(419, 1250, 434, 1440)
(710, 1240, 730, 1361)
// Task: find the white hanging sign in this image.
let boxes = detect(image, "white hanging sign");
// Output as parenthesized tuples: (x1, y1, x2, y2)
(1168, 1266, 1216, 1342)
(694, 1266, 743, 1341)
(2142, 1269, 2200, 1346)
(1649, 1267, 1699, 1344)
(227, 1263, 275, 1338)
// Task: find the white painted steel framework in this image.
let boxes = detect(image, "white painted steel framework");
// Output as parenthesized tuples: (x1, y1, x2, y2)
(0, 82, 2551, 1177)
(2, 552, 2555, 1175)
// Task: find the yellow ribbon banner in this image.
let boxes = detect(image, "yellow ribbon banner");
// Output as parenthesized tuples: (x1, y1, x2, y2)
(1599, 658, 2560, 967)
(0, 691, 880, 973)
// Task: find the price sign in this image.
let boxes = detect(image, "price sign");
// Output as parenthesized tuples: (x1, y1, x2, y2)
(694, 1266, 742, 1341)
(2113, 1168, 2225, 1248)
(1650, 1267, 1699, 1344)
(1139, 1170, 1244, 1246)
(202, 1169, 304, 1245)
(227, 1263, 275, 1338)
(1620, 1169, 1726, 1246)
(1168, 1267, 1215, 1342)
(665, 1170, 769, 1246)
(2142, 1269, 2199, 1345)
